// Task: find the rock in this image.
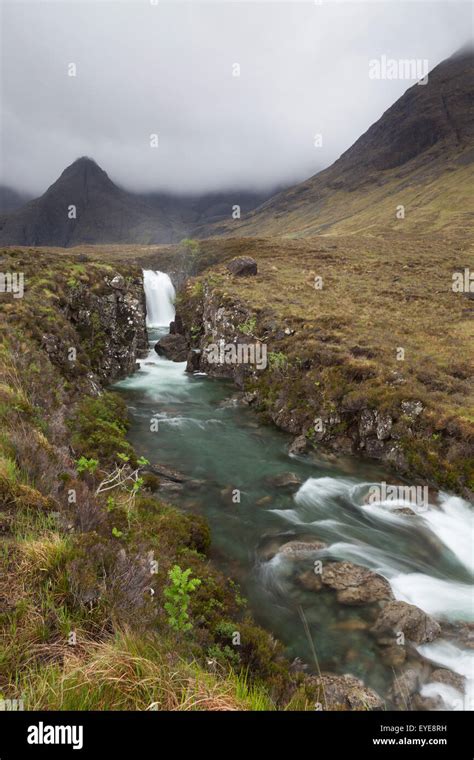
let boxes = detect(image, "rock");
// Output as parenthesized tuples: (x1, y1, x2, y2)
(242, 391, 258, 405)
(288, 435, 309, 455)
(109, 274, 125, 289)
(169, 314, 184, 334)
(364, 437, 386, 459)
(430, 668, 466, 692)
(401, 400, 424, 419)
(378, 643, 407, 667)
(265, 472, 302, 490)
(376, 412, 393, 440)
(186, 348, 202, 373)
(309, 673, 384, 711)
(226, 256, 258, 276)
(154, 333, 189, 362)
(372, 600, 441, 644)
(388, 667, 420, 708)
(296, 569, 324, 592)
(393, 507, 416, 516)
(255, 495, 272, 507)
(144, 463, 188, 483)
(321, 562, 393, 604)
(277, 539, 327, 558)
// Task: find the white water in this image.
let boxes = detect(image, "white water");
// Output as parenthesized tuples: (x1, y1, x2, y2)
(273, 475, 474, 706)
(117, 270, 474, 710)
(418, 640, 474, 710)
(143, 270, 176, 327)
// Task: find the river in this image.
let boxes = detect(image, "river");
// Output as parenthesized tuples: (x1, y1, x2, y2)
(114, 270, 474, 710)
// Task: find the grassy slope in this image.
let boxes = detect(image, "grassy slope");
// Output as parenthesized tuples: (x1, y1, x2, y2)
(0, 249, 320, 711)
(177, 234, 474, 493)
(198, 152, 474, 238)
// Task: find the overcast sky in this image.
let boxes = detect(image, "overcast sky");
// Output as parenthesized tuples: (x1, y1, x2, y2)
(1, 0, 471, 196)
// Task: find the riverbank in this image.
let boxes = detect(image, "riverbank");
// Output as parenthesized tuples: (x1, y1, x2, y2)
(0, 248, 360, 711)
(173, 235, 473, 499)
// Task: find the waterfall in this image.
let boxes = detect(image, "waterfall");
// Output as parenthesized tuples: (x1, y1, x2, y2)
(143, 270, 176, 327)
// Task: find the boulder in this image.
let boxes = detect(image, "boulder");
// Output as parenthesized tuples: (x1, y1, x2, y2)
(277, 539, 327, 558)
(372, 600, 441, 644)
(288, 435, 310, 455)
(265, 471, 302, 490)
(226, 256, 258, 276)
(321, 561, 393, 604)
(154, 333, 188, 362)
(186, 348, 202, 373)
(309, 673, 384, 711)
(430, 668, 466, 692)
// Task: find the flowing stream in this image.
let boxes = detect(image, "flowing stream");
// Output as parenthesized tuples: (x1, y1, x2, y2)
(114, 270, 474, 709)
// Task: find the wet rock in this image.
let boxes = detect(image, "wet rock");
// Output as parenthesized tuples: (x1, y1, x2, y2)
(169, 314, 184, 334)
(155, 333, 189, 362)
(372, 600, 441, 644)
(388, 666, 420, 708)
(430, 668, 466, 692)
(277, 539, 327, 558)
(378, 643, 407, 667)
(265, 472, 302, 490)
(309, 673, 384, 711)
(393, 507, 416, 516)
(288, 435, 309, 455)
(255, 495, 272, 507)
(144, 463, 188, 483)
(186, 348, 202, 373)
(296, 569, 324, 592)
(242, 391, 258, 405)
(321, 562, 393, 605)
(226, 256, 258, 276)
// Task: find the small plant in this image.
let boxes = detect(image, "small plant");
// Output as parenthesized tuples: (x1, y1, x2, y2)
(267, 351, 288, 371)
(164, 565, 201, 633)
(112, 526, 123, 538)
(238, 317, 257, 336)
(76, 456, 99, 475)
(137, 456, 150, 466)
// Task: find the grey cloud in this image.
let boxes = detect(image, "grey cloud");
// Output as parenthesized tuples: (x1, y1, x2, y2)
(1, 0, 471, 195)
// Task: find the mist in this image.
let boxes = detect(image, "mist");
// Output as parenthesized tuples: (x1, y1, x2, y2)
(1, 0, 471, 196)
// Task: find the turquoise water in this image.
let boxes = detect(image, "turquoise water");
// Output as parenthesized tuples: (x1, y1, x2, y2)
(115, 325, 474, 706)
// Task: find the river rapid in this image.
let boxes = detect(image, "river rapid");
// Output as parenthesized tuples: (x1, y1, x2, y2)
(114, 270, 474, 710)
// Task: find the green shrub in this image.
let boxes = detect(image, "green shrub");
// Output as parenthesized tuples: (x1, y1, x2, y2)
(164, 565, 201, 633)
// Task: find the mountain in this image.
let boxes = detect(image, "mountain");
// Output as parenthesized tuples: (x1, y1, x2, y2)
(0, 158, 273, 247)
(200, 46, 474, 238)
(0, 158, 183, 246)
(0, 186, 33, 215)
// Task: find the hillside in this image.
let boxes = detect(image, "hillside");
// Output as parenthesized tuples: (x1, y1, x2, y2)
(201, 46, 474, 238)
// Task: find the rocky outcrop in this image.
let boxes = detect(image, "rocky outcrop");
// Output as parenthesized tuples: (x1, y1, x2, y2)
(154, 333, 188, 362)
(175, 278, 473, 498)
(320, 562, 393, 605)
(372, 600, 441, 645)
(309, 673, 384, 711)
(45, 270, 147, 386)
